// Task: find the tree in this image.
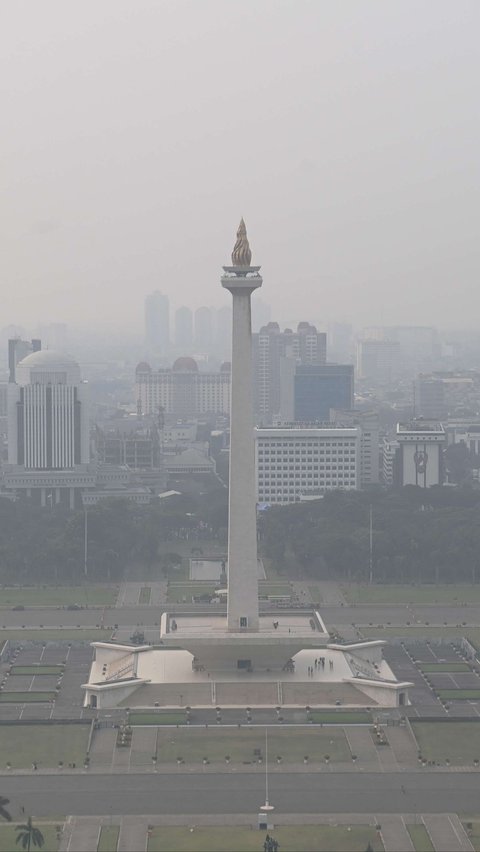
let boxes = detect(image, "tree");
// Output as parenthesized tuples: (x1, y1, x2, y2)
(0, 796, 11, 822)
(15, 817, 45, 852)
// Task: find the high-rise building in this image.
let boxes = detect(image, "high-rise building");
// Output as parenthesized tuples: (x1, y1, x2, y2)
(415, 376, 447, 420)
(145, 291, 170, 354)
(357, 339, 401, 381)
(8, 337, 41, 383)
(215, 305, 232, 356)
(255, 425, 360, 504)
(253, 322, 327, 422)
(330, 409, 380, 486)
(4, 350, 90, 507)
(174, 306, 193, 350)
(290, 364, 354, 422)
(136, 358, 230, 417)
(363, 326, 438, 374)
(194, 306, 213, 351)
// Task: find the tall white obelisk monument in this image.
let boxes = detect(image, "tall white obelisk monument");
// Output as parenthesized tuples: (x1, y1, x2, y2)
(222, 220, 261, 632)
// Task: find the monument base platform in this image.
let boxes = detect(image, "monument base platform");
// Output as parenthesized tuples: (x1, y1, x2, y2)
(159, 610, 329, 672)
(83, 638, 413, 710)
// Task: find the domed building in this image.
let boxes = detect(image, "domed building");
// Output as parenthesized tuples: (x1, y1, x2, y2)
(4, 350, 91, 508)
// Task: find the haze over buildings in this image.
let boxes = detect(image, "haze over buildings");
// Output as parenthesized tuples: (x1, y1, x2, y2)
(2, 2, 480, 333)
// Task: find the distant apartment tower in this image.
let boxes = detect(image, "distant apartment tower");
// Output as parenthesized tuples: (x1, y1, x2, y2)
(8, 337, 41, 383)
(395, 421, 446, 488)
(357, 339, 401, 381)
(194, 307, 213, 351)
(174, 306, 193, 350)
(145, 291, 170, 354)
(253, 322, 327, 422)
(136, 358, 230, 417)
(255, 425, 360, 505)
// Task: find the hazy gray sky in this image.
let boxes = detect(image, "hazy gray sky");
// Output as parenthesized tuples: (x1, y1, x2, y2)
(2, 0, 479, 331)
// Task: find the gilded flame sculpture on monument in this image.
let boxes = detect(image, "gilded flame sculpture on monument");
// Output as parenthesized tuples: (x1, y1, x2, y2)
(231, 217, 252, 267)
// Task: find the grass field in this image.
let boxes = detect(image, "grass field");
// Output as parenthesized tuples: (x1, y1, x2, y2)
(153, 727, 351, 764)
(258, 582, 292, 597)
(129, 713, 186, 726)
(419, 663, 471, 672)
(0, 629, 112, 642)
(406, 824, 435, 852)
(343, 583, 480, 605)
(308, 586, 323, 603)
(97, 825, 119, 852)
(437, 689, 480, 700)
(0, 723, 89, 768)
(139, 587, 151, 605)
(10, 665, 64, 676)
(0, 586, 118, 607)
(412, 721, 480, 764)
(0, 823, 61, 852)
(309, 711, 371, 724)
(0, 691, 56, 703)
(147, 825, 384, 851)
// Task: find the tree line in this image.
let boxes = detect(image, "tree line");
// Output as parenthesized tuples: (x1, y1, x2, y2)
(259, 486, 480, 584)
(0, 487, 228, 585)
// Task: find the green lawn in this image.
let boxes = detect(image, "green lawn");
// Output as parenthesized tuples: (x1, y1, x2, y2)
(419, 663, 471, 672)
(308, 586, 323, 603)
(0, 691, 56, 703)
(139, 587, 151, 605)
(98, 825, 120, 852)
(343, 583, 480, 604)
(0, 723, 89, 768)
(10, 665, 64, 676)
(437, 689, 480, 700)
(153, 727, 351, 764)
(0, 824, 61, 852)
(406, 824, 435, 852)
(0, 629, 112, 642)
(309, 711, 371, 724)
(129, 713, 186, 726)
(412, 721, 480, 764)
(0, 586, 118, 607)
(147, 825, 384, 851)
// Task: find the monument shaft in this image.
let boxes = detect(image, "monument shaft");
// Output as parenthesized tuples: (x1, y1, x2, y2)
(224, 279, 261, 630)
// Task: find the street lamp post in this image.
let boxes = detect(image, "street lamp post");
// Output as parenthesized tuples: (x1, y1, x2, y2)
(260, 728, 274, 814)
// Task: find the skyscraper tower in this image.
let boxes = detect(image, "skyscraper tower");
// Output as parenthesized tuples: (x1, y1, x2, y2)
(221, 219, 262, 632)
(174, 306, 193, 349)
(145, 291, 170, 355)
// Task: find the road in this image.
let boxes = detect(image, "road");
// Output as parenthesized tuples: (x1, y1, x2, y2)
(2, 772, 480, 817)
(1, 603, 479, 628)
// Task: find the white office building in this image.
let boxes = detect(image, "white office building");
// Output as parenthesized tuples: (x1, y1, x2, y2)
(4, 350, 90, 508)
(255, 425, 360, 505)
(136, 358, 230, 417)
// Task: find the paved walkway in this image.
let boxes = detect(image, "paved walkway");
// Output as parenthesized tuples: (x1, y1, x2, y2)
(422, 814, 474, 851)
(379, 814, 414, 851)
